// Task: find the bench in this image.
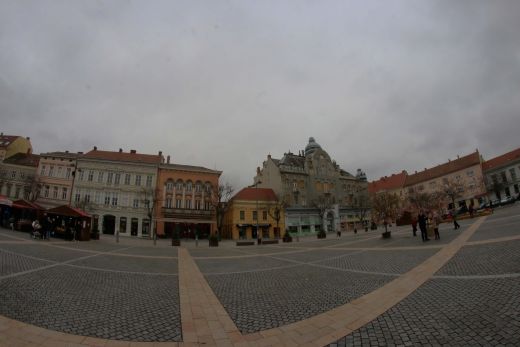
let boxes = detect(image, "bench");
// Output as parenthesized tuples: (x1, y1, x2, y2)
(236, 241, 255, 246)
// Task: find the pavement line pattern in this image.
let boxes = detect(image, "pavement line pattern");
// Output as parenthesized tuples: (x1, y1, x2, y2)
(178, 248, 245, 346)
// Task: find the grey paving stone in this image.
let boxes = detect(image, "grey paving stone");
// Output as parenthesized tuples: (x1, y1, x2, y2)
(0, 250, 53, 276)
(0, 243, 92, 262)
(68, 254, 178, 274)
(196, 256, 294, 274)
(436, 240, 520, 276)
(205, 265, 391, 333)
(0, 265, 181, 342)
(111, 246, 178, 257)
(328, 278, 520, 346)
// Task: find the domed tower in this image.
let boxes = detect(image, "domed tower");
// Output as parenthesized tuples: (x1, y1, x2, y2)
(356, 168, 367, 181)
(304, 137, 322, 156)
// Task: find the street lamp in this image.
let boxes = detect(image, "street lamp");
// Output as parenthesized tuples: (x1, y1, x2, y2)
(249, 180, 262, 244)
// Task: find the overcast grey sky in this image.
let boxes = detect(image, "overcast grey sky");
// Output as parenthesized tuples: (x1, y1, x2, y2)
(1, 0, 519, 188)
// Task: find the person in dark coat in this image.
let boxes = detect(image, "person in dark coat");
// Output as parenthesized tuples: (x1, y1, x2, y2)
(411, 217, 418, 237)
(418, 210, 429, 241)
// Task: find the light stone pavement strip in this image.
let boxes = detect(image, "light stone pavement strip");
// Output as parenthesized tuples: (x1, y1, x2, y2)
(2, 215, 519, 346)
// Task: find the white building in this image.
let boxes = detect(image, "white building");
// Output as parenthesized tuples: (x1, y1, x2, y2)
(482, 148, 520, 201)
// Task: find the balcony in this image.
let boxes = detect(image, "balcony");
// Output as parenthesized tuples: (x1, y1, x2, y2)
(161, 207, 214, 220)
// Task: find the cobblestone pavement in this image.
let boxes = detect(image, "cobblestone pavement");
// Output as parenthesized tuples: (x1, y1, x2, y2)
(205, 265, 392, 333)
(1, 205, 519, 346)
(330, 278, 520, 347)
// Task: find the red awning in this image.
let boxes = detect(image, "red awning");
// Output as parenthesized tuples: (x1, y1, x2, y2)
(46, 205, 91, 218)
(0, 195, 12, 206)
(12, 199, 44, 210)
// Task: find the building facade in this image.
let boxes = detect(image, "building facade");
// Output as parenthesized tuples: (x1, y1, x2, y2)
(71, 147, 162, 237)
(222, 187, 284, 240)
(404, 151, 486, 213)
(482, 148, 520, 201)
(0, 153, 40, 200)
(254, 137, 368, 235)
(0, 133, 32, 162)
(155, 160, 221, 239)
(36, 151, 81, 208)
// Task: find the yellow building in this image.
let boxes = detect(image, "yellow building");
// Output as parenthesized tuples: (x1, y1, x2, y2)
(0, 133, 32, 162)
(222, 187, 285, 240)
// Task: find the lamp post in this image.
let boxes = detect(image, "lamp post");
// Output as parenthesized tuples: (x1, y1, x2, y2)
(249, 180, 262, 245)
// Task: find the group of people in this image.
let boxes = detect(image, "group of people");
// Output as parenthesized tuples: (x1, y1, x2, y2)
(412, 210, 441, 242)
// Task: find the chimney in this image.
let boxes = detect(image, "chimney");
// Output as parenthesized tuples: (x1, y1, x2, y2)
(457, 155, 460, 159)
(130, 149, 136, 154)
(26, 137, 30, 140)
(267, 154, 271, 159)
(65, 150, 69, 153)
(167, 155, 170, 164)
(93, 146, 97, 151)
(415, 171, 417, 174)
(78, 151, 83, 154)
(257, 166, 260, 174)
(119, 148, 123, 153)
(0, 132, 3, 136)
(158, 150, 162, 156)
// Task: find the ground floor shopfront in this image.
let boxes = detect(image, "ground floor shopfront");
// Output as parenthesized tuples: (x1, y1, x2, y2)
(90, 212, 151, 238)
(155, 219, 215, 239)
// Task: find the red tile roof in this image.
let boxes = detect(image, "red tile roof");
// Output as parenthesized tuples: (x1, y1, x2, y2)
(82, 149, 162, 165)
(232, 187, 278, 202)
(482, 148, 520, 172)
(404, 151, 481, 187)
(368, 171, 407, 194)
(2, 153, 40, 167)
(0, 135, 21, 148)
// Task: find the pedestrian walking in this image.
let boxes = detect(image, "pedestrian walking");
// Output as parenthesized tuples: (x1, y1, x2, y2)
(411, 217, 418, 237)
(418, 211, 429, 242)
(452, 209, 460, 230)
(433, 212, 441, 240)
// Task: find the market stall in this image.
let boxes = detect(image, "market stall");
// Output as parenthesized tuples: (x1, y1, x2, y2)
(46, 205, 92, 241)
(11, 199, 45, 232)
(0, 195, 13, 228)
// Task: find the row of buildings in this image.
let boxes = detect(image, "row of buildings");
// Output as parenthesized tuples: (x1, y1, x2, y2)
(1, 132, 519, 239)
(368, 148, 520, 218)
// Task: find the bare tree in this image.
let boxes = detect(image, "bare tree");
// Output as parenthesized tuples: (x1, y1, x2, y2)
(24, 175, 42, 202)
(141, 186, 161, 245)
(268, 196, 286, 239)
(211, 182, 234, 238)
(408, 189, 442, 212)
(441, 178, 464, 209)
(354, 187, 371, 231)
(485, 177, 504, 201)
(371, 192, 400, 235)
(313, 192, 333, 234)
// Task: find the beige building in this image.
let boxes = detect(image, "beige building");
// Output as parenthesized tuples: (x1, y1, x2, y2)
(36, 151, 82, 208)
(0, 133, 32, 162)
(71, 147, 162, 237)
(0, 153, 40, 200)
(254, 137, 368, 235)
(482, 147, 520, 201)
(404, 151, 486, 212)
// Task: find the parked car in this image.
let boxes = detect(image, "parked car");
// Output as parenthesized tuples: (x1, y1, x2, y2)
(499, 196, 516, 206)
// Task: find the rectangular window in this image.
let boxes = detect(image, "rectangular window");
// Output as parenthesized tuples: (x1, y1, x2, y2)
(111, 193, 118, 206)
(133, 199, 139, 208)
(62, 188, 67, 200)
(253, 211, 258, 220)
(175, 199, 182, 208)
(146, 175, 153, 187)
(104, 194, 110, 205)
(240, 211, 245, 220)
(11, 171, 16, 179)
(57, 166, 62, 178)
(97, 171, 104, 183)
(135, 175, 141, 186)
(66, 167, 71, 179)
(119, 217, 127, 234)
(166, 198, 173, 208)
(40, 165, 46, 176)
(510, 168, 517, 181)
(84, 193, 91, 203)
(176, 182, 183, 190)
(124, 174, 131, 185)
(53, 186, 58, 199)
(204, 201, 211, 210)
(263, 210, 267, 220)
(501, 171, 507, 183)
(75, 192, 81, 203)
(107, 172, 113, 184)
(195, 200, 201, 209)
(94, 191, 101, 204)
(187, 182, 192, 191)
(49, 166, 54, 177)
(185, 199, 192, 209)
(44, 185, 50, 198)
(88, 170, 94, 182)
(195, 184, 202, 192)
(114, 173, 121, 185)
(467, 170, 474, 177)
(514, 184, 519, 194)
(19, 171, 25, 179)
(166, 182, 173, 191)
(79, 170, 84, 181)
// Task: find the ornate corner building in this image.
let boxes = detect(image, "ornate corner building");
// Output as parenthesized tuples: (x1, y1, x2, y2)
(254, 137, 368, 235)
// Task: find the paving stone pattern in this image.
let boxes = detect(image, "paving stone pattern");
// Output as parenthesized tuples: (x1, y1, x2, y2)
(0, 250, 53, 276)
(469, 214, 520, 241)
(329, 277, 520, 346)
(0, 243, 92, 262)
(436, 240, 520, 276)
(271, 249, 355, 263)
(111, 246, 178, 257)
(68, 254, 179, 274)
(205, 265, 391, 333)
(0, 266, 181, 342)
(317, 249, 439, 275)
(189, 247, 253, 258)
(197, 255, 294, 274)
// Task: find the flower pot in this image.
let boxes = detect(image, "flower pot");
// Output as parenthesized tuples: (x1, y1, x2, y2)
(382, 231, 391, 239)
